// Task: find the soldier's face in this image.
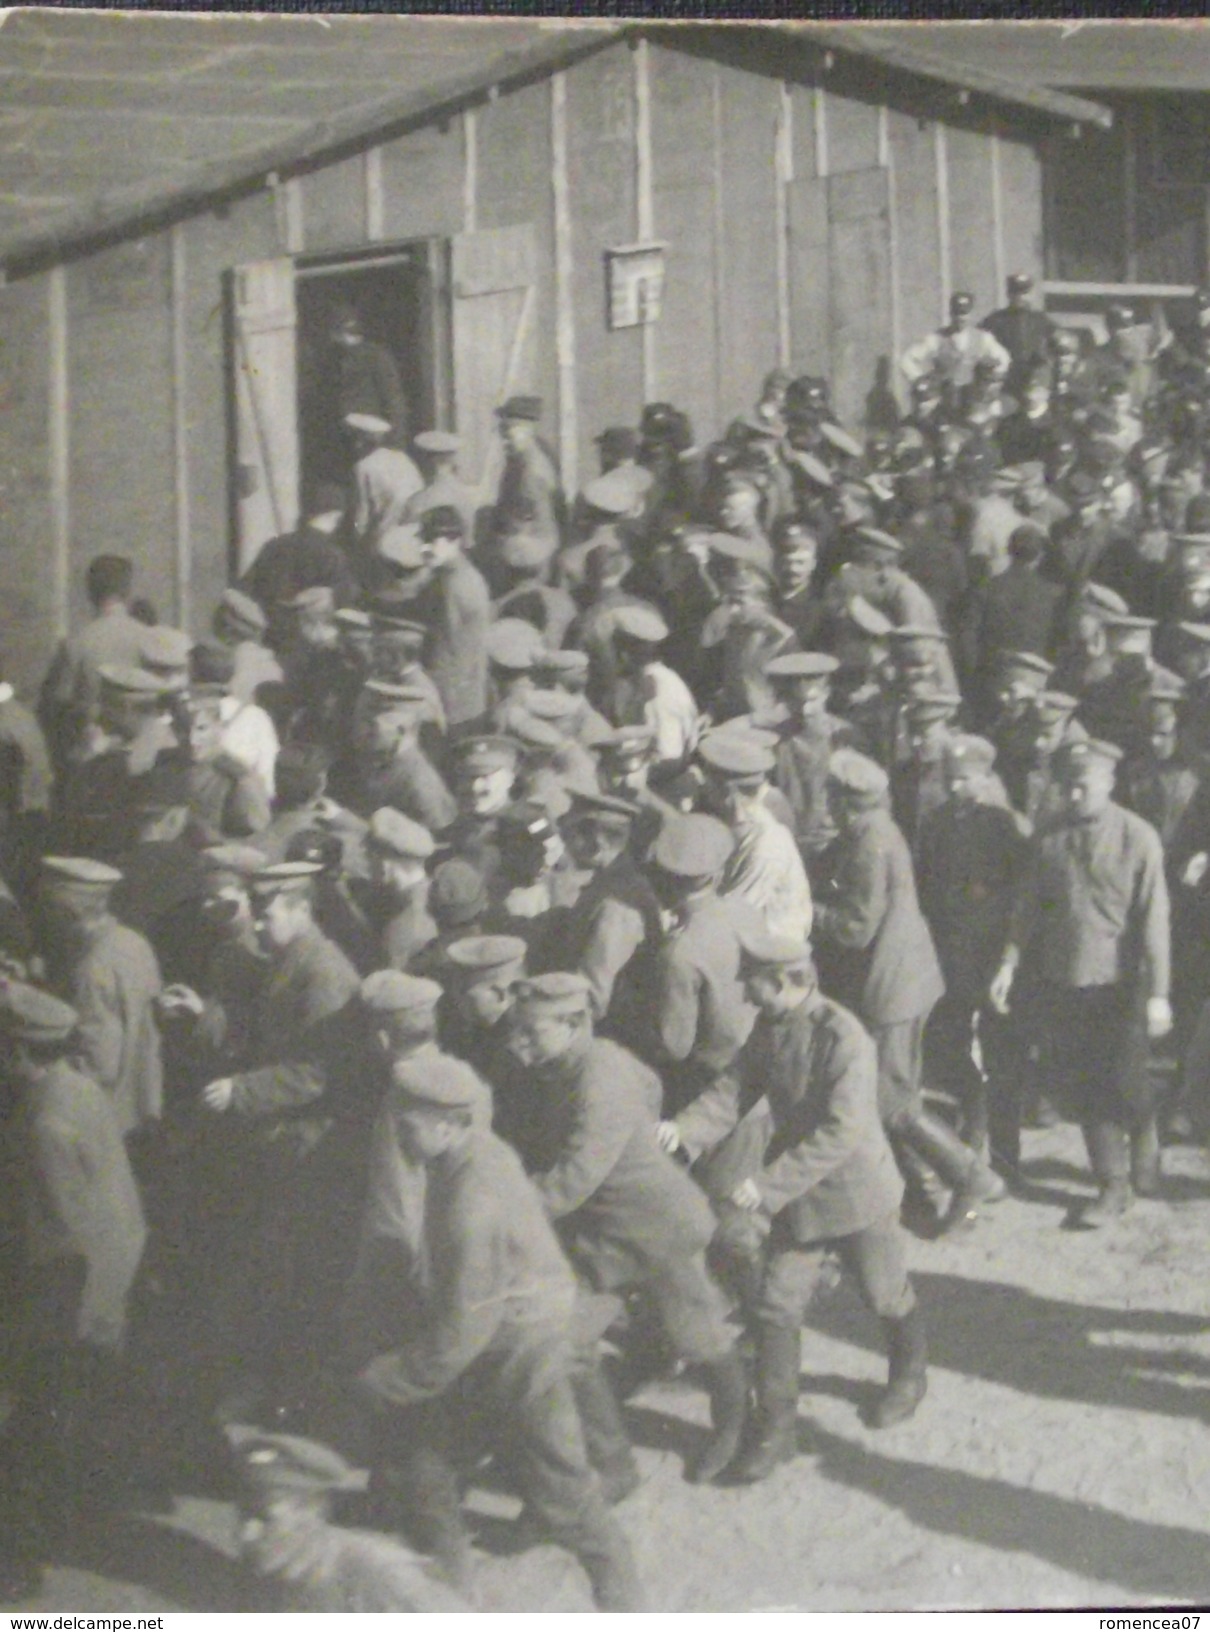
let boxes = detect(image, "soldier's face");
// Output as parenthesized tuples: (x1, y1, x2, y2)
(201, 882, 250, 934)
(253, 891, 307, 952)
(501, 419, 533, 454)
(459, 978, 514, 1032)
(371, 851, 424, 895)
(720, 486, 759, 530)
(1060, 760, 1114, 816)
(1150, 720, 1177, 761)
(460, 765, 514, 816)
(566, 818, 627, 872)
(187, 706, 224, 762)
(946, 766, 982, 805)
(394, 1104, 456, 1164)
(776, 536, 818, 592)
(508, 1008, 580, 1067)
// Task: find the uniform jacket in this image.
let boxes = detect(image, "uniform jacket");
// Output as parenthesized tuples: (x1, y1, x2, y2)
(337, 339, 409, 439)
(353, 448, 424, 547)
(814, 804, 945, 1026)
(63, 916, 164, 1137)
(493, 440, 564, 554)
(358, 1127, 576, 1408)
(970, 563, 1064, 671)
(916, 796, 1029, 998)
(677, 992, 903, 1242)
(980, 307, 1053, 382)
(1119, 754, 1201, 854)
(773, 714, 853, 858)
(41, 605, 148, 739)
(508, 1036, 716, 1292)
(419, 555, 491, 728)
(12, 1059, 147, 1348)
(229, 924, 361, 1158)
(1009, 799, 1170, 997)
(562, 852, 661, 1020)
(346, 744, 457, 834)
(0, 689, 53, 814)
(719, 802, 814, 943)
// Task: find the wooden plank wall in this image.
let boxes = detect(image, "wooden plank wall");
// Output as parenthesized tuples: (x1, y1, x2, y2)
(0, 280, 54, 699)
(997, 133, 1045, 289)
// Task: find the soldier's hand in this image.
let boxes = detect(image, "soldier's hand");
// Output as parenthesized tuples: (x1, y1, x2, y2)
(656, 1120, 682, 1155)
(988, 962, 1015, 1015)
(201, 1077, 235, 1113)
(730, 1178, 764, 1213)
(1147, 997, 1174, 1040)
(1181, 851, 1209, 889)
(160, 984, 204, 1018)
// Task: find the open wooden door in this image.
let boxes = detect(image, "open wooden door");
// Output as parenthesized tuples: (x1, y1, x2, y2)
(450, 225, 537, 491)
(229, 256, 299, 574)
(827, 168, 893, 430)
(787, 175, 832, 382)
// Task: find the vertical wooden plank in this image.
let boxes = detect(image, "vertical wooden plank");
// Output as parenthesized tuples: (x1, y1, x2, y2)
(716, 65, 781, 423)
(825, 91, 881, 174)
(378, 124, 464, 241)
(814, 83, 829, 178)
(281, 177, 304, 255)
(551, 72, 579, 498)
(883, 107, 902, 396)
(947, 124, 998, 316)
(828, 167, 892, 429)
(564, 44, 641, 480)
(711, 63, 726, 421)
(775, 82, 793, 369)
(990, 132, 1006, 302)
(170, 223, 191, 628)
(998, 135, 1045, 288)
(463, 109, 478, 234)
(1123, 103, 1139, 283)
(298, 154, 366, 253)
(890, 109, 943, 375)
(67, 238, 176, 626)
(365, 146, 385, 243)
(181, 189, 280, 623)
(634, 36, 656, 402)
(788, 82, 817, 183)
(49, 267, 69, 642)
(476, 77, 559, 452)
(649, 42, 718, 441)
(787, 175, 831, 379)
(934, 121, 951, 318)
(0, 277, 54, 694)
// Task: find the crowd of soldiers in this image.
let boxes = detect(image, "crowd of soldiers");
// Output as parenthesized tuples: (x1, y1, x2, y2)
(2, 269, 1210, 1609)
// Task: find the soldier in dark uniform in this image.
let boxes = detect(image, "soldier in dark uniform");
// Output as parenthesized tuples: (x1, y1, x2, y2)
(441, 734, 521, 886)
(813, 750, 1004, 1231)
(990, 737, 1172, 1223)
(500, 973, 749, 1488)
(436, 933, 527, 1083)
(197, 860, 360, 1410)
(342, 681, 456, 834)
(353, 1052, 642, 1611)
(662, 930, 926, 1482)
(890, 690, 963, 858)
(558, 789, 661, 1026)
(763, 653, 853, 878)
(917, 735, 1030, 1174)
(980, 273, 1053, 395)
(354, 807, 438, 973)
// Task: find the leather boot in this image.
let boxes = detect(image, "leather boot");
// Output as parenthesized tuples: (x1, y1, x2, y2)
(872, 1307, 928, 1428)
(686, 1349, 749, 1485)
(571, 1362, 640, 1505)
(393, 1447, 473, 1591)
(897, 1109, 1006, 1234)
(1081, 1122, 1133, 1228)
(1130, 1115, 1162, 1198)
(728, 1326, 801, 1484)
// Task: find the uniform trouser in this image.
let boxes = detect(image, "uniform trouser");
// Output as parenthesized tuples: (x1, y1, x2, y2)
(755, 1213, 917, 1333)
(868, 1016, 928, 1123)
(925, 991, 1027, 1171)
(1037, 984, 1155, 1186)
(374, 1321, 640, 1610)
(570, 1250, 734, 1367)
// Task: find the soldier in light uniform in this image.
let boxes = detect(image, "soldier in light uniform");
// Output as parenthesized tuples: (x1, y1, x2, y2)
(990, 737, 1172, 1224)
(660, 930, 926, 1483)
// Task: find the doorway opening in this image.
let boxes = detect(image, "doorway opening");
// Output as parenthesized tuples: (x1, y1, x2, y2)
(294, 240, 450, 510)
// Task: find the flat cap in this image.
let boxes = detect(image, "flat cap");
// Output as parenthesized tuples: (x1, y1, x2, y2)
(1149, 676, 1186, 704)
(367, 807, 435, 861)
(1171, 532, 1210, 552)
(487, 618, 547, 672)
(429, 857, 488, 924)
(368, 605, 427, 640)
(904, 689, 962, 719)
(997, 651, 1054, 684)
(612, 604, 669, 644)
(1033, 689, 1079, 721)
(1102, 611, 1156, 633)
(566, 787, 641, 824)
(361, 969, 443, 1015)
(513, 971, 594, 1016)
(0, 981, 79, 1043)
(854, 526, 904, 557)
(226, 1427, 359, 1496)
(1080, 582, 1130, 618)
(736, 924, 814, 970)
(97, 663, 167, 697)
(391, 1052, 483, 1111)
(248, 861, 323, 895)
(282, 585, 336, 613)
(697, 729, 776, 779)
(500, 525, 558, 572)
(707, 532, 775, 578)
(847, 597, 894, 638)
(535, 647, 589, 678)
(1175, 621, 1210, 646)
(650, 812, 734, 878)
(497, 801, 556, 842)
(42, 856, 123, 891)
(414, 429, 461, 454)
(344, 411, 391, 438)
(597, 724, 655, 761)
(452, 734, 520, 773)
(1007, 272, 1034, 293)
(582, 465, 653, 517)
(944, 733, 997, 773)
(219, 587, 267, 635)
(139, 626, 194, 676)
(377, 525, 428, 572)
(201, 843, 267, 881)
(1055, 735, 1123, 770)
(444, 934, 528, 978)
(887, 625, 950, 646)
(335, 607, 372, 632)
(505, 709, 566, 751)
(523, 687, 582, 725)
(363, 677, 430, 709)
(765, 652, 838, 682)
(828, 748, 889, 800)
(818, 421, 863, 459)
(788, 449, 834, 489)
(496, 394, 543, 423)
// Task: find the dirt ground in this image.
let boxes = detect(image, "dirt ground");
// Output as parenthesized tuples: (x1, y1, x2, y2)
(10, 1119, 1210, 1615)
